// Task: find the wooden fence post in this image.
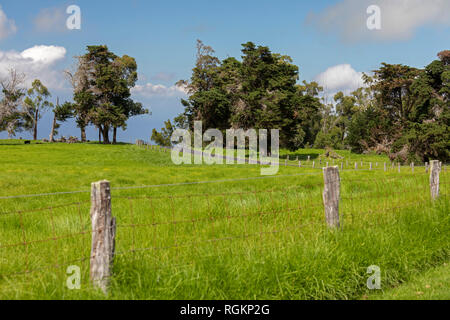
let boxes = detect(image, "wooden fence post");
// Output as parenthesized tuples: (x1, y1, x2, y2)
(307, 156, 310, 162)
(411, 162, 414, 173)
(425, 162, 429, 173)
(398, 163, 401, 173)
(384, 162, 387, 172)
(90, 180, 116, 293)
(312, 161, 315, 168)
(299, 160, 301, 168)
(355, 162, 358, 170)
(322, 166, 340, 228)
(430, 160, 441, 200)
(369, 162, 372, 170)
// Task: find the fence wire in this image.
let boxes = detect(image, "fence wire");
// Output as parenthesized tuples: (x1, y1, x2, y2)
(0, 170, 447, 282)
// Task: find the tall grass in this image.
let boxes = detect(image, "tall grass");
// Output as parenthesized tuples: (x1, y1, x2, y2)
(0, 142, 448, 299)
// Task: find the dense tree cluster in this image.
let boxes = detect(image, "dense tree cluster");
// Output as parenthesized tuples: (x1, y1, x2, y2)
(320, 51, 449, 163)
(66, 45, 148, 144)
(154, 40, 323, 150)
(154, 42, 448, 163)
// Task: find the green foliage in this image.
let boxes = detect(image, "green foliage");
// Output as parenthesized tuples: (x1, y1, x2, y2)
(151, 120, 174, 147)
(72, 45, 148, 143)
(23, 79, 53, 140)
(177, 41, 323, 150)
(332, 52, 450, 163)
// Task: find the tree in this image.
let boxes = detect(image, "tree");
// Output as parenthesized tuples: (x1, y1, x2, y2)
(176, 40, 323, 150)
(151, 120, 175, 147)
(23, 79, 53, 140)
(49, 98, 74, 142)
(0, 69, 26, 138)
(74, 45, 147, 144)
(65, 55, 96, 142)
(176, 40, 229, 132)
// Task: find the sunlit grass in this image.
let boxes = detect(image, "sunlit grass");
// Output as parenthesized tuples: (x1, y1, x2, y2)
(0, 141, 448, 299)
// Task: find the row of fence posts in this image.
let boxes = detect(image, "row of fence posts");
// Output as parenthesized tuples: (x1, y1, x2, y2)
(87, 155, 443, 293)
(322, 160, 442, 228)
(136, 141, 446, 173)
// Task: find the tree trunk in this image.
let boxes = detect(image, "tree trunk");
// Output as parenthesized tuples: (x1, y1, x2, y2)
(49, 113, 57, 142)
(81, 126, 87, 143)
(33, 112, 38, 140)
(113, 127, 117, 144)
(102, 126, 110, 144)
(98, 126, 102, 144)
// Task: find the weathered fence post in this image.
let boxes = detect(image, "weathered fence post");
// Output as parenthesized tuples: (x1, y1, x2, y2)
(430, 160, 441, 200)
(299, 160, 301, 168)
(398, 163, 401, 173)
(312, 161, 315, 168)
(341, 162, 343, 170)
(411, 162, 414, 173)
(322, 166, 340, 228)
(425, 162, 429, 173)
(90, 180, 116, 293)
(355, 162, 358, 170)
(384, 162, 387, 172)
(307, 156, 310, 162)
(369, 162, 372, 170)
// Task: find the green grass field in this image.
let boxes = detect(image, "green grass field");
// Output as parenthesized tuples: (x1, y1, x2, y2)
(0, 140, 448, 299)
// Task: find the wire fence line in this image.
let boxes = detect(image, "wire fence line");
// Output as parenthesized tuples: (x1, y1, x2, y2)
(0, 155, 445, 200)
(0, 162, 447, 293)
(137, 139, 449, 166)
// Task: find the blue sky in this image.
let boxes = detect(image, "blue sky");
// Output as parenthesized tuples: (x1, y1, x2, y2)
(1, 0, 449, 141)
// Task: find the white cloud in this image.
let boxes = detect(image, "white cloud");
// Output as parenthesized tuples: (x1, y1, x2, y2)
(315, 64, 365, 94)
(33, 7, 66, 33)
(307, 0, 450, 42)
(0, 6, 17, 40)
(0, 45, 67, 89)
(132, 83, 187, 98)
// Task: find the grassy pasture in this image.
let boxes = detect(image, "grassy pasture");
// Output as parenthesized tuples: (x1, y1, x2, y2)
(0, 141, 448, 299)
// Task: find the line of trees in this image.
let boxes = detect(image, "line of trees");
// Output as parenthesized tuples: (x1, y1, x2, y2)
(153, 41, 449, 163)
(0, 45, 148, 144)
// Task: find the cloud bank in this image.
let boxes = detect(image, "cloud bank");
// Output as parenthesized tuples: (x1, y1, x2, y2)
(307, 0, 450, 42)
(0, 45, 67, 89)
